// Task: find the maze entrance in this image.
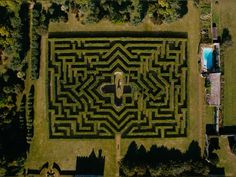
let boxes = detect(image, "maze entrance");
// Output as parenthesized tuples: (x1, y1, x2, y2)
(47, 33, 188, 139)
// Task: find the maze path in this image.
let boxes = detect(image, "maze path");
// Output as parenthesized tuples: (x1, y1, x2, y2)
(47, 35, 188, 138)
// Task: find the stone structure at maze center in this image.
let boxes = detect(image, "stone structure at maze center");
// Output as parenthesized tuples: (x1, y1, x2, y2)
(47, 34, 188, 139)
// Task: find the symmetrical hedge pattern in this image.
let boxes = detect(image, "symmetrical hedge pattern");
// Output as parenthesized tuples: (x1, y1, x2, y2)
(47, 35, 188, 138)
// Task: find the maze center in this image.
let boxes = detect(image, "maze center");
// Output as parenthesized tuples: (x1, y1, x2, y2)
(47, 34, 188, 139)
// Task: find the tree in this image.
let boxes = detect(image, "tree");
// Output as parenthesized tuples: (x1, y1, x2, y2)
(0, 0, 21, 12)
(0, 1, 28, 175)
(148, 3, 162, 25)
(48, 3, 68, 23)
(50, 0, 67, 5)
(130, 0, 147, 25)
(82, 0, 101, 24)
(0, 168, 6, 176)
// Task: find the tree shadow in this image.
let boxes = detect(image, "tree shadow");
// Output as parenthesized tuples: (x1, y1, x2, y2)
(209, 138, 220, 153)
(120, 140, 223, 177)
(221, 28, 232, 44)
(177, 0, 188, 18)
(184, 140, 201, 161)
(122, 140, 201, 166)
(75, 149, 105, 176)
(0, 112, 28, 163)
(228, 136, 236, 149)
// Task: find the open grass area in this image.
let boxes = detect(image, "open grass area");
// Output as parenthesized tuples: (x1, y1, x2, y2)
(206, 1, 236, 176)
(25, 1, 205, 176)
(212, 0, 220, 28)
(219, 0, 236, 126)
(217, 137, 236, 176)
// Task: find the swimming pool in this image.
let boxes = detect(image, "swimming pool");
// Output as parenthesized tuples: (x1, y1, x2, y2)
(203, 47, 213, 70)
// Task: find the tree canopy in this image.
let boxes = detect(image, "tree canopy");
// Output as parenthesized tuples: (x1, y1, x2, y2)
(120, 141, 211, 177)
(69, 0, 188, 25)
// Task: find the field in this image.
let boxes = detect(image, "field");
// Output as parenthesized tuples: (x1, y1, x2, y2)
(219, 0, 236, 126)
(25, 1, 204, 177)
(214, 0, 236, 176)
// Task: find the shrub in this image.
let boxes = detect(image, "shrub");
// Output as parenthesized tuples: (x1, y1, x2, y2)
(26, 85, 34, 143)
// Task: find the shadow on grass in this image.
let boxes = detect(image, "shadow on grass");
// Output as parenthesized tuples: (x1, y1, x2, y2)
(120, 140, 224, 177)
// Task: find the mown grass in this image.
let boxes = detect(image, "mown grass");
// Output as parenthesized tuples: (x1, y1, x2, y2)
(212, 0, 220, 28)
(219, 0, 236, 126)
(212, 0, 236, 176)
(26, 1, 206, 177)
(216, 138, 236, 177)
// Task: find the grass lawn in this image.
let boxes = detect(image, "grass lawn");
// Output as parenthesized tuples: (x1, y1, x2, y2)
(208, 0, 236, 176)
(212, 0, 220, 28)
(26, 1, 205, 177)
(219, 0, 236, 126)
(216, 138, 236, 176)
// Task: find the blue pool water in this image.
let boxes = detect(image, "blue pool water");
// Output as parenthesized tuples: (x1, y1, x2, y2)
(203, 48, 213, 70)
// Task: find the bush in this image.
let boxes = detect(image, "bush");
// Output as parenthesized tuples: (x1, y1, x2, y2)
(31, 4, 42, 80)
(205, 78, 211, 88)
(26, 85, 34, 143)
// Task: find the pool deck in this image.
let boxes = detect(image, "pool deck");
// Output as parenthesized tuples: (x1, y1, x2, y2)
(207, 73, 221, 106)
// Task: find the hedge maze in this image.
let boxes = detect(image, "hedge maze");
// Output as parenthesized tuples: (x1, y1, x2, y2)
(47, 34, 188, 139)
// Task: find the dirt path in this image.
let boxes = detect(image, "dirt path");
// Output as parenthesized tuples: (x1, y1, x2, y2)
(115, 134, 121, 177)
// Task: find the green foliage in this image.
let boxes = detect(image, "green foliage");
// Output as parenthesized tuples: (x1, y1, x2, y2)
(31, 3, 42, 80)
(82, 0, 101, 24)
(148, 0, 188, 24)
(0, 94, 13, 109)
(48, 3, 68, 23)
(130, 0, 148, 25)
(205, 78, 211, 88)
(120, 141, 211, 177)
(0, 1, 30, 176)
(148, 161, 209, 177)
(30, 2, 69, 80)
(73, 0, 188, 25)
(0, 0, 21, 13)
(50, 0, 67, 4)
(26, 85, 35, 143)
(0, 2, 28, 72)
(0, 167, 6, 176)
(19, 95, 26, 131)
(30, 33, 40, 80)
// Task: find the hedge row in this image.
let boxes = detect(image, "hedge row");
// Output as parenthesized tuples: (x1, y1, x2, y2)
(26, 85, 35, 143)
(19, 94, 26, 132)
(31, 3, 42, 80)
